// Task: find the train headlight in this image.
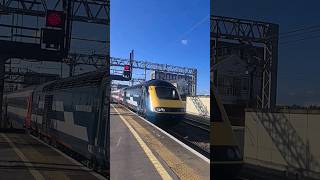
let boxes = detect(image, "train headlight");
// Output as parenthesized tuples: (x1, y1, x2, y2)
(155, 107, 166, 112)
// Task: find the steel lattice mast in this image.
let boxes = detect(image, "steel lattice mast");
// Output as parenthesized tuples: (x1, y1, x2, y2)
(0, 0, 110, 126)
(0, 0, 109, 25)
(211, 15, 278, 109)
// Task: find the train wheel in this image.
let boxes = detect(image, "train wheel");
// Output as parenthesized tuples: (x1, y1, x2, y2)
(87, 160, 93, 169)
(44, 136, 48, 144)
(92, 157, 98, 170)
(143, 109, 147, 118)
(52, 139, 57, 148)
(48, 137, 52, 145)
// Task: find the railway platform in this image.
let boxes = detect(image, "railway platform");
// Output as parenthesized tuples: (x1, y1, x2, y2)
(0, 130, 107, 180)
(110, 103, 210, 180)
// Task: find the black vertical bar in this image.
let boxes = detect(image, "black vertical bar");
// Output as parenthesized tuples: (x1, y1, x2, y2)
(0, 56, 7, 128)
(130, 50, 134, 85)
(270, 24, 278, 109)
(62, 0, 72, 57)
(69, 62, 73, 77)
(60, 62, 63, 78)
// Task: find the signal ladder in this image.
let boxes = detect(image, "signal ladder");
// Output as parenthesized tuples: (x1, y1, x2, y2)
(190, 96, 209, 117)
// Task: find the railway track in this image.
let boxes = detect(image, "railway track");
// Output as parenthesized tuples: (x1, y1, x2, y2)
(182, 117, 210, 131)
(160, 117, 210, 158)
(165, 127, 210, 157)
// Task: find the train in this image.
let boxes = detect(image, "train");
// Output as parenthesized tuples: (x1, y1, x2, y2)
(111, 79, 185, 123)
(3, 69, 110, 172)
(212, 85, 243, 179)
(111, 89, 124, 104)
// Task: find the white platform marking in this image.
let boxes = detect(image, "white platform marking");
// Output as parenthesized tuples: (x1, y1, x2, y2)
(29, 135, 107, 180)
(1, 133, 45, 180)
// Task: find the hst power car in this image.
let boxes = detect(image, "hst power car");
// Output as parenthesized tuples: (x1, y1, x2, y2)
(3, 69, 110, 173)
(120, 79, 185, 122)
(212, 85, 243, 179)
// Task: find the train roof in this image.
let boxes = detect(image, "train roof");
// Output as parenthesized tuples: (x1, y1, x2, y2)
(144, 79, 175, 87)
(125, 79, 175, 90)
(41, 68, 107, 91)
(4, 68, 108, 95)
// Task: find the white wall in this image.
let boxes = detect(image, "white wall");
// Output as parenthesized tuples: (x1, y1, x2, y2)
(186, 96, 210, 117)
(244, 109, 320, 177)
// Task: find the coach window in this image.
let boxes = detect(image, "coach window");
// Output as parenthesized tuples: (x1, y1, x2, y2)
(145, 86, 149, 97)
(155, 87, 179, 100)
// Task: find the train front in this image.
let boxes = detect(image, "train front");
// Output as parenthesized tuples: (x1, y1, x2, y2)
(146, 80, 185, 122)
(212, 89, 243, 179)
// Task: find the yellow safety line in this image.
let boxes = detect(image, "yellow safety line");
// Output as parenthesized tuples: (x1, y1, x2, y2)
(1, 133, 45, 180)
(112, 106, 173, 180)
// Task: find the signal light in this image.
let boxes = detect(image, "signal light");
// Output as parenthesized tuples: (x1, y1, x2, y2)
(41, 28, 64, 50)
(123, 65, 131, 80)
(124, 65, 131, 71)
(46, 10, 65, 28)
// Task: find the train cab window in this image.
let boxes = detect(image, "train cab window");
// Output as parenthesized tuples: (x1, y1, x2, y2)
(155, 87, 179, 100)
(212, 94, 222, 122)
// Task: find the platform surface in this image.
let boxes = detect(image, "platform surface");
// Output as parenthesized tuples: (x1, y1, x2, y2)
(0, 132, 106, 180)
(110, 104, 210, 180)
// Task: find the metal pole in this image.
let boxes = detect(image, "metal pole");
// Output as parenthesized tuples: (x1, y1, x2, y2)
(192, 69, 197, 96)
(69, 63, 73, 77)
(60, 62, 63, 78)
(214, 36, 219, 90)
(130, 50, 134, 86)
(0, 56, 8, 128)
(63, 0, 72, 57)
(144, 65, 146, 81)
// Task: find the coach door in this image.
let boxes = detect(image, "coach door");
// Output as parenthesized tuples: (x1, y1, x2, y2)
(43, 95, 53, 135)
(139, 86, 147, 114)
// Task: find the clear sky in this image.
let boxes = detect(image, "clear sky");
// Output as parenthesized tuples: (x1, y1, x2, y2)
(111, 0, 210, 95)
(214, 0, 320, 105)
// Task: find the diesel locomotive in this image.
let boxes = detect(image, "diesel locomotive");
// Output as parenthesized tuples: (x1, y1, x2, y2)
(212, 85, 243, 179)
(112, 79, 185, 122)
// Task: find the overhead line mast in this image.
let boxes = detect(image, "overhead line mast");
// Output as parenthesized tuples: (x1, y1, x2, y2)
(0, 0, 110, 126)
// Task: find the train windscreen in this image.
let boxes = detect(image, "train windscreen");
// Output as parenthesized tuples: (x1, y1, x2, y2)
(155, 87, 180, 100)
(212, 93, 222, 122)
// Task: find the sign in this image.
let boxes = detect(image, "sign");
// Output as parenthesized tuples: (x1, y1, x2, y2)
(151, 71, 192, 81)
(150, 71, 193, 96)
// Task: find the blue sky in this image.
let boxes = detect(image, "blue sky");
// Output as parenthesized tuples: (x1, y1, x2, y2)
(214, 0, 320, 105)
(111, 0, 210, 95)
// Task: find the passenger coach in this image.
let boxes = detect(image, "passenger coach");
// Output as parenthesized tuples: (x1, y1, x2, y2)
(3, 69, 110, 172)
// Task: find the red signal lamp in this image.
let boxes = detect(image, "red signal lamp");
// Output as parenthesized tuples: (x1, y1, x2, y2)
(46, 10, 65, 28)
(123, 65, 132, 80)
(124, 65, 131, 71)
